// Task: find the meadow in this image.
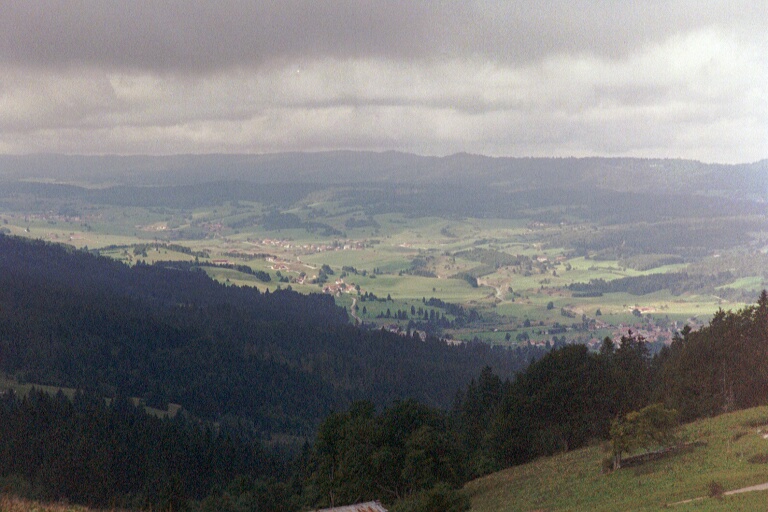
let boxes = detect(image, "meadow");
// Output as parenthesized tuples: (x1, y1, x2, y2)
(466, 406, 768, 511)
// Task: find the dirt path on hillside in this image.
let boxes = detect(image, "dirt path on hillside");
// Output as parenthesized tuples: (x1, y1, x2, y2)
(477, 278, 505, 301)
(724, 481, 768, 495)
(350, 298, 361, 323)
(670, 481, 768, 506)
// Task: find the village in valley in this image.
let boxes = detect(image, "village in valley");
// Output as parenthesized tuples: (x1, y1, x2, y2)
(3, 192, 754, 357)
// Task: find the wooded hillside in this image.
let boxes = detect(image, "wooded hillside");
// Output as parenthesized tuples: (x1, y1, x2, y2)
(0, 234, 529, 435)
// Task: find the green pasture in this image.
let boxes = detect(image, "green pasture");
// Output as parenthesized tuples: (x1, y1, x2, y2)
(201, 266, 323, 295)
(300, 248, 412, 273)
(353, 297, 435, 324)
(507, 290, 735, 324)
(8, 224, 163, 251)
(718, 276, 767, 292)
(562, 256, 642, 281)
(375, 215, 527, 252)
(103, 246, 199, 265)
(352, 274, 490, 302)
(0, 375, 77, 400)
(467, 406, 768, 511)
(452, 327, 538, 346)
(466, 217, 531, 233)
(493, 300, 559, 323)
(200, 267, 267, 285)
(378, 214, 450, 237)
(637, 262, 691, 274)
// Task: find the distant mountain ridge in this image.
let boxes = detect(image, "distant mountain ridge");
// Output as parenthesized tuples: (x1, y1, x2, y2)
(0, 152, 765, 200)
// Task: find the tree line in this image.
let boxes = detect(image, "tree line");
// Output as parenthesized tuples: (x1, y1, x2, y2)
(568, 271, 736, 296)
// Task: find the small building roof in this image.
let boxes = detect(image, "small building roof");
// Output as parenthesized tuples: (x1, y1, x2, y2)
(313, 501, 388, 512)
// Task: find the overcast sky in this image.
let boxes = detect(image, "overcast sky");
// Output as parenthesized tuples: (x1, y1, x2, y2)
(0, 1, 766, 163)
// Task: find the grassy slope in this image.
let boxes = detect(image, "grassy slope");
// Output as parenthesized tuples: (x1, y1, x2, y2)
(466, 406, 768, 511)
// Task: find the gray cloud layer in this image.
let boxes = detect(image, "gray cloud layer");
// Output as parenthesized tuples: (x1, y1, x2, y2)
(3, 1, 764, 70)
(0, 1, 765, 162)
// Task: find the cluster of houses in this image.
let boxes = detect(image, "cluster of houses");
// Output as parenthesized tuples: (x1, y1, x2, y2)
(256, 238, 366, 253)
(322, 279, 357, 295)
(380, 324, 429, 341)
(582, 320, 700, 351)
(200, 221, 223, 233)
(22, 212, 85, 224)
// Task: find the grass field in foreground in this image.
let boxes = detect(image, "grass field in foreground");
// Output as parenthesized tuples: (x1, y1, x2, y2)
(466, 406, 768, 511)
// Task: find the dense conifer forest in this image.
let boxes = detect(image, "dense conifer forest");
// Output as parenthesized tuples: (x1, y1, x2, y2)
(0, 389, 283, 510)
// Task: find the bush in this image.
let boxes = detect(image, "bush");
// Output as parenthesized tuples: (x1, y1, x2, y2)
(743, 417, 768, 428)
(731, 430, 747, 442)
(707, 480, 724, 499)
(747, 453, 768, 464)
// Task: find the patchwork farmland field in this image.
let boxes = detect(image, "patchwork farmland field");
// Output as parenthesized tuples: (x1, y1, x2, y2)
(1, 155, 766, 349)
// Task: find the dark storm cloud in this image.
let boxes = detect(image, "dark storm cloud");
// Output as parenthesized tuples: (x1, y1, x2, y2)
(1, 1, 763, 72)
(1, 1, 450, 71)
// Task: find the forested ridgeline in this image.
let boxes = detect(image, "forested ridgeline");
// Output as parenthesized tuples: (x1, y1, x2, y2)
(0, 180, 318, 208)
(1, 154, 765, 199)
(0, 234, 529, 434)
(0, 234, 346, 327)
